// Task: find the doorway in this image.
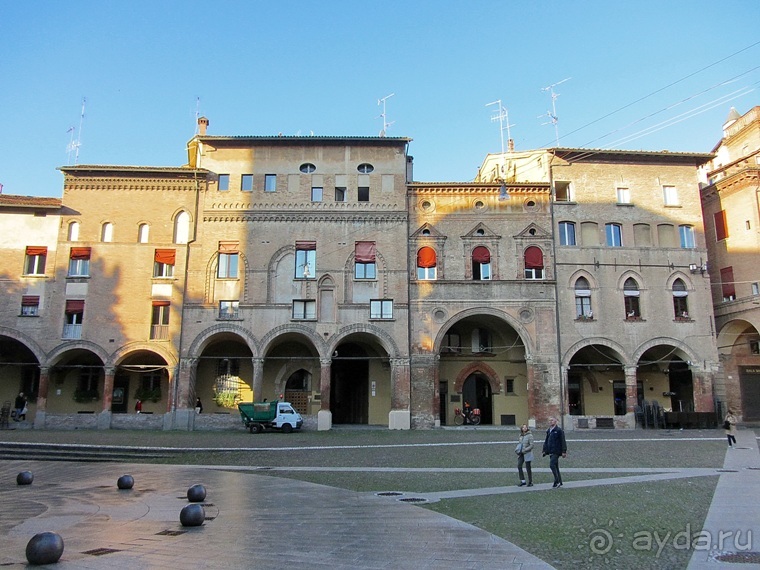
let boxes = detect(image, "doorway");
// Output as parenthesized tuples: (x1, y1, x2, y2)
(462, 373, 492, 424)
(330, 344, 369, 424)
(112, 375, 129, 413)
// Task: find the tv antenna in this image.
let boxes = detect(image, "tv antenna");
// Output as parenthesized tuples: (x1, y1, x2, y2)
(377, 93, 395, 137)
(66, 97, 86, 165)
(486, 99, 514, 154)
(194, 96, 201, 134)
(539, 78, 570, 146)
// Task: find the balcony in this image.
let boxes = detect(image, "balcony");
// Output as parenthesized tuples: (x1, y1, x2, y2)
(62, 324, 82, 339)
(150, 325, 169, 340)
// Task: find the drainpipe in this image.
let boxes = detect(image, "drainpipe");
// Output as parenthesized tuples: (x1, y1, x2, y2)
(547, 152, 566, 429)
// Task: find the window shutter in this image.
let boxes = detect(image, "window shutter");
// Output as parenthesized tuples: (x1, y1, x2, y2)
(70, 247, 91, 260)
(154, 249, 176, 264)
(26, 246, 47, 256)
(417, 247, 437, 268)
(65, 299, 85, 313)
(21, 295, 39, 306)
(152, 300, 170, 307)
(714, 210, 728, 241)
(472, 246, 491, 264)
(524, 246, 544, 269)
(355, 241, 376, 263)
(295, 240, 317, 251)
(721, 267, 735, 298)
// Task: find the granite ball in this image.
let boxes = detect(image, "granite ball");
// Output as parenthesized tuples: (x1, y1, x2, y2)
(186, 484, 206, 503)
(117, 475, 134, 490)
(26, 532, 64, 565)
(16, 471, 34, 485)
(180, 503, 205, 527)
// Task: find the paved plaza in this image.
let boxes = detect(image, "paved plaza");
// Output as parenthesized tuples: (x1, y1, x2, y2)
(0, 430, 758, 569)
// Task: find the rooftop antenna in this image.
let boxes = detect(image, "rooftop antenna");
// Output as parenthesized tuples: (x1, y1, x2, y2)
(539, 78, 570, 147)
(194, 96, 201, 134)
(66, 97, 86, 165)
(486, 99, 513, 155)
(377, 93, 395, 137)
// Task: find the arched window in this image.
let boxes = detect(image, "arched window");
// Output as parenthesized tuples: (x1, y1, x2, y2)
(624, 277, 641, 319)
(574, 277, 592, 319)
(524, 246, 544, 279)
(174, 211, 190, 244)
(472, 246, 491, 280)
(673, 279, 689, 319)
(67, 221, 80, 241)
(558, 221, 576, 246)
(101, 222, 113, 242)
(138, 223, 150, 243)
(417, 247, 437, 280)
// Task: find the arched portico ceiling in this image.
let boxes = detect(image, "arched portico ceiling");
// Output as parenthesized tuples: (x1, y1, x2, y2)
(112, 342, 176, 368)
(633, 338, 699, 368)
(47, 342, 108, 368)
(435, 310, 532, 361)
(565, 341, 627, 370)
(187, 324, 259, 359)
(0, 328, 46, 364)
(330, 324, 400, 359)
(260, 324, 326, 358)
(115, 349, 171, 372)
(717, 319, 759, 356)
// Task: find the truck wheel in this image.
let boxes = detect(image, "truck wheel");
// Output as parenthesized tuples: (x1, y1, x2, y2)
(281, 423, 293, 434)
(252, 423, 263, 434)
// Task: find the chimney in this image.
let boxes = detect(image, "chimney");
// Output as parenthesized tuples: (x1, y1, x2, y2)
(198, 116, 209, 136)
(508, 139, 515, 152)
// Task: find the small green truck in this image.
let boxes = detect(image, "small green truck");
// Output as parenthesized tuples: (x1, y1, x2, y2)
(238, 401, 303, 434)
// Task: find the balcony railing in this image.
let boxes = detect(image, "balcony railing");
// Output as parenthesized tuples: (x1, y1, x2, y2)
(62, 324, 82, 339)
(150, 325, 169, 340)
(218, 309, 240, 320)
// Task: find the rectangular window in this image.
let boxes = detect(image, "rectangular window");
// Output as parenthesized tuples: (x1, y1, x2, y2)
(219, 300, 239, 320)
(295, 241, 316, 279)
(264, 174, 277, 192)
(576, 295, 592, 318)
(21, 295, 40, 316)
(63, 299, 84, 339)
(335, 187, 346, 202)
(506, 378, 515, 394)
(77, 368, 99, 396)
(663, 185, 679, 206)
(311, 187, 323, 202)
(616, 187, 631, 204)
(292, 300, 316, 320)
(752, 283, 759, 296)
(714, 210, 728, 241)
(679, 225, 695, 249)
(150, 301, 170, 340)
(472, 328, 492, 353)
(68, 247, 91, 277)
(358, 187, 370, 202)
(605, 223, 623, 247)
(218, 174, 230, 191)
(554, 181, 573, 201)
(558, 222, 576, 246)
(370, 299, 393, 319)
(442, 331, 461, 353)
(24, 246, 47, 275)
(241, 174, 253, 192)
(217, 253, 239, 278)
(354, 241, 376, 279)
(524, 267, 544, 280)
(153, 249, 176, 278)
(720, 266, 736, 301)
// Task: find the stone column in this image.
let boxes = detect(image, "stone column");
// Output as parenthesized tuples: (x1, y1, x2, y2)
(174, 358, 198, 431)
(409, 353, 437, 429)
(692, 367, 715, 412)
(252, 358, 264, 402)
(317, 358, 332, 430)
(34, 366, 50, 429)
(389, 358, 411, 430)
(98, 366, 115, 429)
(164, 366, 175, 413)
(624, 366, 638, 413)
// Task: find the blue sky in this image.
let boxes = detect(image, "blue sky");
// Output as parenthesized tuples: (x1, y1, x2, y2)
(1, 1, 758, 198)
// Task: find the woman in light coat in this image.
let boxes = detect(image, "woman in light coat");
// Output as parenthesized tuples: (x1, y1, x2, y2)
(724, 409, 737, 448)
(516, 424, 534, 487)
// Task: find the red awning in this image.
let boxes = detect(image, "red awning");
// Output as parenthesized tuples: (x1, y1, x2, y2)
(25, 246, 47, 256)
(69, 247, 91, 260)
(21, 295, 39, 306)
(524, 246, 544, 269)
(417, 247, 437, 268)
(355, 241, 376, 263)
(295, 240, 317, 251)
(65, 299, 84, 313)
(472, 246, 490, 264)
(152, 300, 170, 307)
(154, 249, 176, 264)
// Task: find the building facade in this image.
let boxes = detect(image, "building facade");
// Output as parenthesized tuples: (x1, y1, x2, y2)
(700, 106, 760, 422)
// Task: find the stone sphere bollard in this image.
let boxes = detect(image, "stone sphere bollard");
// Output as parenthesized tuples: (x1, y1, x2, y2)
(17, 471, 34, 485)
(117, 475, 134, 490)
(180, 503, 205, 527)
(26, 532, 64, 565)
(186, 484, 206, 503)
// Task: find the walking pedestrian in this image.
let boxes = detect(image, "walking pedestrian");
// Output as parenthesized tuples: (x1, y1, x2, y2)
(13, 392, 27, 421)
(542, 416, 567, 488)
(724, 409, 737, 448)
(515, 424, 534, 487)
(134, 399, 142, 414)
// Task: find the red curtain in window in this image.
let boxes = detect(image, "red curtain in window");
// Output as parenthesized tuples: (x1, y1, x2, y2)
(720, 267, 735, 298)
(524, 246, 544, 269)
(295, 240, 317, 251)
(26, 246, 47, 256)
(417, 247, 437, 268)
(154, 249, 176, 264)
(21, 295, 39, 306)
(355, 241, 376, 263)
(218, 241, 239, 253)
(714, 210, 728, 241)
(152, 300, 170, 307)
(472, 246, 490, 264)
(69, 247, 91, 260)
(65, 299, 85, 313)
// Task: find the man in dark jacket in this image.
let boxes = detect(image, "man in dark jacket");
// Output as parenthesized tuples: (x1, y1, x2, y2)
(542, 416, 567, 488)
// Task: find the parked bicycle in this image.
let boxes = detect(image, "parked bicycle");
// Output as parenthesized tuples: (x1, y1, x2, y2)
(453, 406, 481, 425)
